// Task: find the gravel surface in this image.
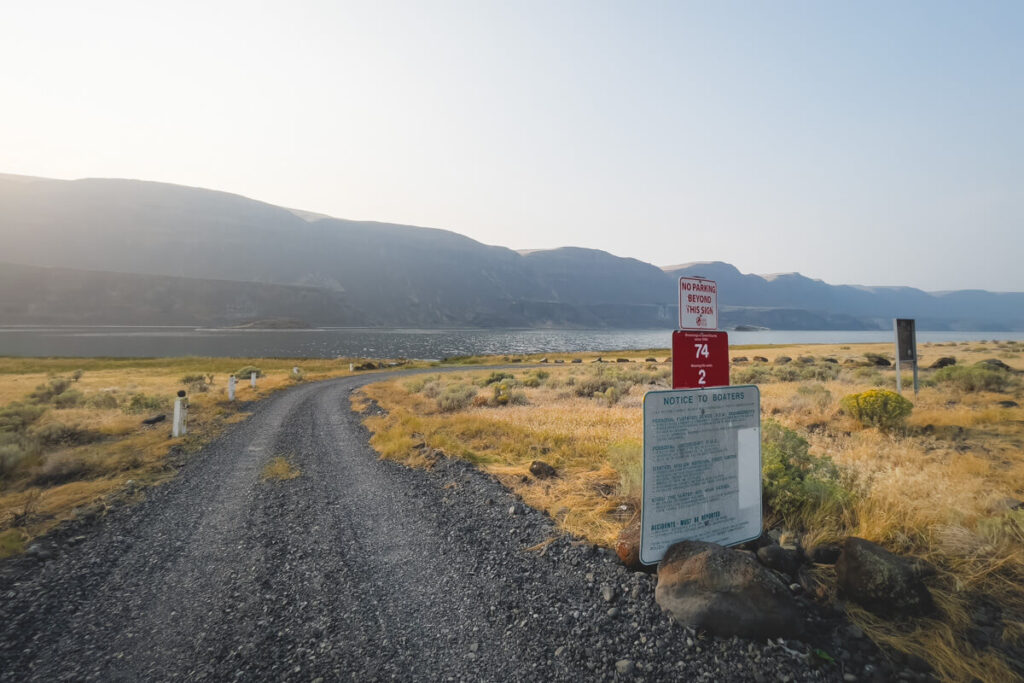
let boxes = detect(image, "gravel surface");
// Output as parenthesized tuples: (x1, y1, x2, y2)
(0, 373, 888, 681)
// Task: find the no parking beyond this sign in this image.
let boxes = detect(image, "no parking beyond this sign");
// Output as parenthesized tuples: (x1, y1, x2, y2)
(678, 277, 717, 330)
(640, 385, 762, 565)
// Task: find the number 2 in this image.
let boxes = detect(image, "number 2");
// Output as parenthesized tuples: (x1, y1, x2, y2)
(698, 369, 706, 385)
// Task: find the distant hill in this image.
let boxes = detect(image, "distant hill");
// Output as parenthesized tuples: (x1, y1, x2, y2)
(0, 174, 1021, 330)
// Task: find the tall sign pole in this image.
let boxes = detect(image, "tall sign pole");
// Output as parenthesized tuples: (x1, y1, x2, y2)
(894, 319, 918, 395)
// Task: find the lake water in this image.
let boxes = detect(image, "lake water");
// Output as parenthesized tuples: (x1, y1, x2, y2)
(1, 326, 1023, 360)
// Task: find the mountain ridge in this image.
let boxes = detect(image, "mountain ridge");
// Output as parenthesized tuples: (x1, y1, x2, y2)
(0, 174, 1021, 330)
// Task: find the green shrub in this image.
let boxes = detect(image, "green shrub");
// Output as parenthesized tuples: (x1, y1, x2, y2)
(180, 374, 206, 385)
(421, 380, 442, 399)
(490, 382, 527, 407)
(404, 375, 439, 393)
(0, 403, 47, 433)
(29, 452, 95, 486)
(27, 378, 73, 404)
(797, 363, 840, 382)
(234, 366, 262, 379)
(773, 366, 800, 382)
(437, 383, 477, 412)
(791, 384, 833, 411)
(603, 385, 623, 405)
(732, 365, 772, 385)
(840, 389, 913, 430)
(29, 422, 100, 448)
(0, 443, 28, 478)
(52, 389, 85, 409)
(850, 367, 885, 386)
(480, 371, 515, 387)
(86, 393, 120, 410)
(761, 420, 853, 528)
(929, 364, 1017, 393)
(124, 393, 169, 415)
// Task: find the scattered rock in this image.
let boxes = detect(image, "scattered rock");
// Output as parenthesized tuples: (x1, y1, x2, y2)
(835, 537, 934, 616)
(929, 356, 956, 369)
(529, 460, 556, 479)
(797, 356, 815, 364)
(539, 358, 549, 363)
(753, 356, 768, 363)
(806, 543, 842, 565)
(615, 659, 635, 676)
(997, 400, 1019, 408)
(756, 544, 803, 578)
(823, 358, 839, 364)
(601, 585, 616, 603)
(645, 358, 657, 363)
(571, 358, 582, 364)
(141, 414, 166, 425)
(732, 356, 748, 363)
(774, 356, 792, 365)
(655, 540, 803, 639)
(976, 358, 1011, 372)
(615, 358, 631, 363)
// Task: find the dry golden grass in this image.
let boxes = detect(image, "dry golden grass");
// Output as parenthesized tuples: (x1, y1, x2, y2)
(0, 355, 378, 544)
(261, 456, 300, 481)
(358, 341, 1024, 681)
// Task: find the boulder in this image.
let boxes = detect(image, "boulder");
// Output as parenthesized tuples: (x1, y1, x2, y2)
(614, 519, 644, 571)
(797, 356, 815, 365)
(823, 358, 839, 364)
(655, 540, 803, 639)
(615, 358, 631, 363)
(806, 543, 842, 565)
(753, 356, 769, 363)
(645, 357, 657, 363)
(774, 356, 792, 365)
(571, 358, 582, 364)
(835, 537, 934, 616)
(732, 356, 749, 364)
(141, 414, 166, 425)
(930, 356, 956, 369)
(756, 544, 803, 578)
(529, 460, 556, 479)
(976, 358, 1012, 372)
(997, 400, 1019, 408)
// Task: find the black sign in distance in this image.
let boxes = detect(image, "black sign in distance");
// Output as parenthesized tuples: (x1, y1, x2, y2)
(895, 319, 916, 362)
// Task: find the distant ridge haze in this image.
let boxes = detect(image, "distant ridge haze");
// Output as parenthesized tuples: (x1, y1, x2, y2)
(0, 174, 1021, 331)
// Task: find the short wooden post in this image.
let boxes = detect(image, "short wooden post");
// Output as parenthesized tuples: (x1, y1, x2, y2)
(228, 375, 236, 401)
(349, 363, 354, 372)
(172, 391, 187, 437)
(250, 372, 257, 389)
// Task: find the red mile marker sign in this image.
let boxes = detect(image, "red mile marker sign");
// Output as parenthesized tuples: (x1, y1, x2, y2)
(672, 330, 730, 389)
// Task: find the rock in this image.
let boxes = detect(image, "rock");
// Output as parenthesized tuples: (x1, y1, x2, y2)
(807, 543, 842, 565)
(655, 540, 803, 639)
(554, 646, 566, 657)
(616, 358, 631, 363)
(976, 358, 1012, 371)
(753, 356, 769, 363)
(554, 359, 564, 364)
(141, 414, 166, 425)
(539, 357, 549, 363)
(997, 400, 1019, 408)
(615, 659, 635, 676)
(645, 358, 657, 363)
(529, 460, 557, 479)
(774, 356, 792, 365)
(607, 607, 620, 617)
(732, 356, 748, 363)
(929, 356, 956, 369)
(601, 585, 616, 602)
(615, 520, 645, 571)
(835, 537, 934, 616)
(756, 544, 802, 578)
(571, 358, 582, 363)
(823, 358, 839, 364)
(797, 356, 815, 364)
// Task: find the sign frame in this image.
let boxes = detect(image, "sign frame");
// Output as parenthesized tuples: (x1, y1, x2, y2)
(640, 385, 762, 566)
(894, 318, 919, 395)
(678, 277, 718, 330)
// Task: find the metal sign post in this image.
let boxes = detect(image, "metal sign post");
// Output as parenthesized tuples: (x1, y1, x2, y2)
(640, 386, 762, 565)
(894, 319, 918, 395)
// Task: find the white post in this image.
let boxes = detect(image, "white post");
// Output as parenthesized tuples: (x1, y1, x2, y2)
(172, 397, 187, 437)
(349, 363, 354, 372)
(228, 375, 236, 401)
(293, 366, 299, 375)
(250, 373, 257, 389)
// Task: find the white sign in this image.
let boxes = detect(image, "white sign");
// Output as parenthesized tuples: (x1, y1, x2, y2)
(678, 277, 718, 330)
(640, 385, 761, 565)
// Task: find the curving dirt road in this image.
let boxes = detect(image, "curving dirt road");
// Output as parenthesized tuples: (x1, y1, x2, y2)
(0, 374, 841, 681)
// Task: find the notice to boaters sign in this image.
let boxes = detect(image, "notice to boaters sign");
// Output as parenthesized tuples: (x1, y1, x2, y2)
(679, 277, 717, 330)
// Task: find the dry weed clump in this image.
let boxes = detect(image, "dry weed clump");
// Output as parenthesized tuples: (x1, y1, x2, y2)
(360, 341, 1024, 679)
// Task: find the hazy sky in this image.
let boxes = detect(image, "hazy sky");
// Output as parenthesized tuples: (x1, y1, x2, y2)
(2, 1, 1022, 291)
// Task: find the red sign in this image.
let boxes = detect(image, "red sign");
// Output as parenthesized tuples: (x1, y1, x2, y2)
(672, 330, 730, 389)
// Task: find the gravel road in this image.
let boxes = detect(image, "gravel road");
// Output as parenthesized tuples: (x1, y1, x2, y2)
(0, 373, 860, 681)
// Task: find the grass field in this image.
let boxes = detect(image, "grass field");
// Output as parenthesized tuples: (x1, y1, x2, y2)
(0, 355, 399, 556)
(356, 340, 1024, 681)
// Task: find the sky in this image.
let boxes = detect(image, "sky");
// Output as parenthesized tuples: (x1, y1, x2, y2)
(2, 1, 1022, 292)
